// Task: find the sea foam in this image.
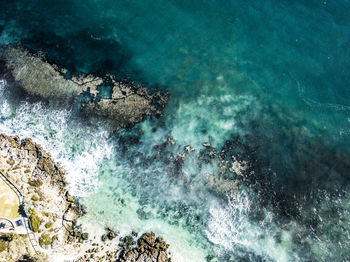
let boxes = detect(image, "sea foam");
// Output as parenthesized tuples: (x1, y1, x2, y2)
(206, 192, 296, 262)
(0, 79, 113, 196)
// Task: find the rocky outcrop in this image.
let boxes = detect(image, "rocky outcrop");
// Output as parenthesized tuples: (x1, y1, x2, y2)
(118, 232, 170, 262)
(0, 134, 171, 262)
(0, 134, 80, 260)
(82, 77, 170, 129)
(0, 45, 170, 129)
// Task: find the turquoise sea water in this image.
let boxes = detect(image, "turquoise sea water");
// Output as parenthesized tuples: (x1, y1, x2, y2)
(1, 0, 350, 261)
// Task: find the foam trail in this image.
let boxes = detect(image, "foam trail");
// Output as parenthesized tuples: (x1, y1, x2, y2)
(206, 192, 297, 262)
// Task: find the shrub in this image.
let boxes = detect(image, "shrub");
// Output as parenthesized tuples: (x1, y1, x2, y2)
(29, 209, 42, 232)
(28, 179, 43, 187)
(44, 222, 53, 228)
(6, 159, 15, 166)
(0, 239, 7, 252)
(39, 233, 52, 247)
(31, 195, 39, 202)
(42, 212, 50, 217)
(35, 190, 45, 201)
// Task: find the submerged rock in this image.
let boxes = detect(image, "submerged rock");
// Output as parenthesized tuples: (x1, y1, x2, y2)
(198, 144, 217, 164)
(0, 45, 170, 130)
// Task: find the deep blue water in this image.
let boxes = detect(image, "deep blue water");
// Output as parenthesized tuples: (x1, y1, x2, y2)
(1, 0, 350, 261)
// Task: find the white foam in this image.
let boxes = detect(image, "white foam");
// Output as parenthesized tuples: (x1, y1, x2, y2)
(170, 93, 256, 149)
(206, 192, 296, 262)
(0, 79, 6, 90)
(0, 86, 113, 196)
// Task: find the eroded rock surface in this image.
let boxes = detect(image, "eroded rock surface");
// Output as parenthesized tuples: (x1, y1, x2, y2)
(0, 46, 170, 129)
(118, 232, 170, 262)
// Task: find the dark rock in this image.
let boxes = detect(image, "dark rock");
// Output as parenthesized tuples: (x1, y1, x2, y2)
(117, 232, 170, 262)
(82, 232, 89, 241)
(108, 230, 117, 240)
(1, 45, 170, 131)
(198, 145, 217, 164)
(140, 232, 156, 246)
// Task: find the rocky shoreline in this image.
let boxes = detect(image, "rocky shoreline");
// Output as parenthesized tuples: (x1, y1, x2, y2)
(0, 45, 170, 130)
(0, 134, 171, 262)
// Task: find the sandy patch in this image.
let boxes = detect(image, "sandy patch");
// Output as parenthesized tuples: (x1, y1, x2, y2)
(0, 178, 20, 220)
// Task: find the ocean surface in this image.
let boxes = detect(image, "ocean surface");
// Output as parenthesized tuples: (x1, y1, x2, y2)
(1, 0, 350, 261)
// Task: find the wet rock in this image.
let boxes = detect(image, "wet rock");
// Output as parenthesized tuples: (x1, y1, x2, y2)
(167, 136, 175, 146)
(107, 230, 117, 240)
(140, 232, 156, 246)
(184, 145, 195, 153)
(203, 173, 239, 196)
(101, 234, 108, 242)
(1, 45, 170, 130)
(198, 145, 217, 164)
(82, 232, 89, 241)
(118, 232, 170, 262)
(174, 153, 186, 169)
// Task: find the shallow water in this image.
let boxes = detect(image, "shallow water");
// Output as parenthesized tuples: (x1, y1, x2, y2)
(1, 1, 350, 261)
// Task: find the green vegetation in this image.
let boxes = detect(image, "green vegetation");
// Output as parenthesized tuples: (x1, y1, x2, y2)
(44, 222, 53, 228)
(41, 211, 50, 217)
(39, 233, 52, 247)
(12, 165, 21, 170)
(6, 159, 15, 166)
(31, 195, 39, 202)
(29, 209, 43, 232)
(0, 239, 7, 252)
(28, 179, 43, 187)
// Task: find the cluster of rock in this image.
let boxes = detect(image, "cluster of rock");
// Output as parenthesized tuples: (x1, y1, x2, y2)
(0, 134, 171, 262)
(0, 134, 80, 259)
(0, 45, 170, 129)
(75, 230, 171, 262)
(152, 135, 256, 196)
(118, 232, 170, 262)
